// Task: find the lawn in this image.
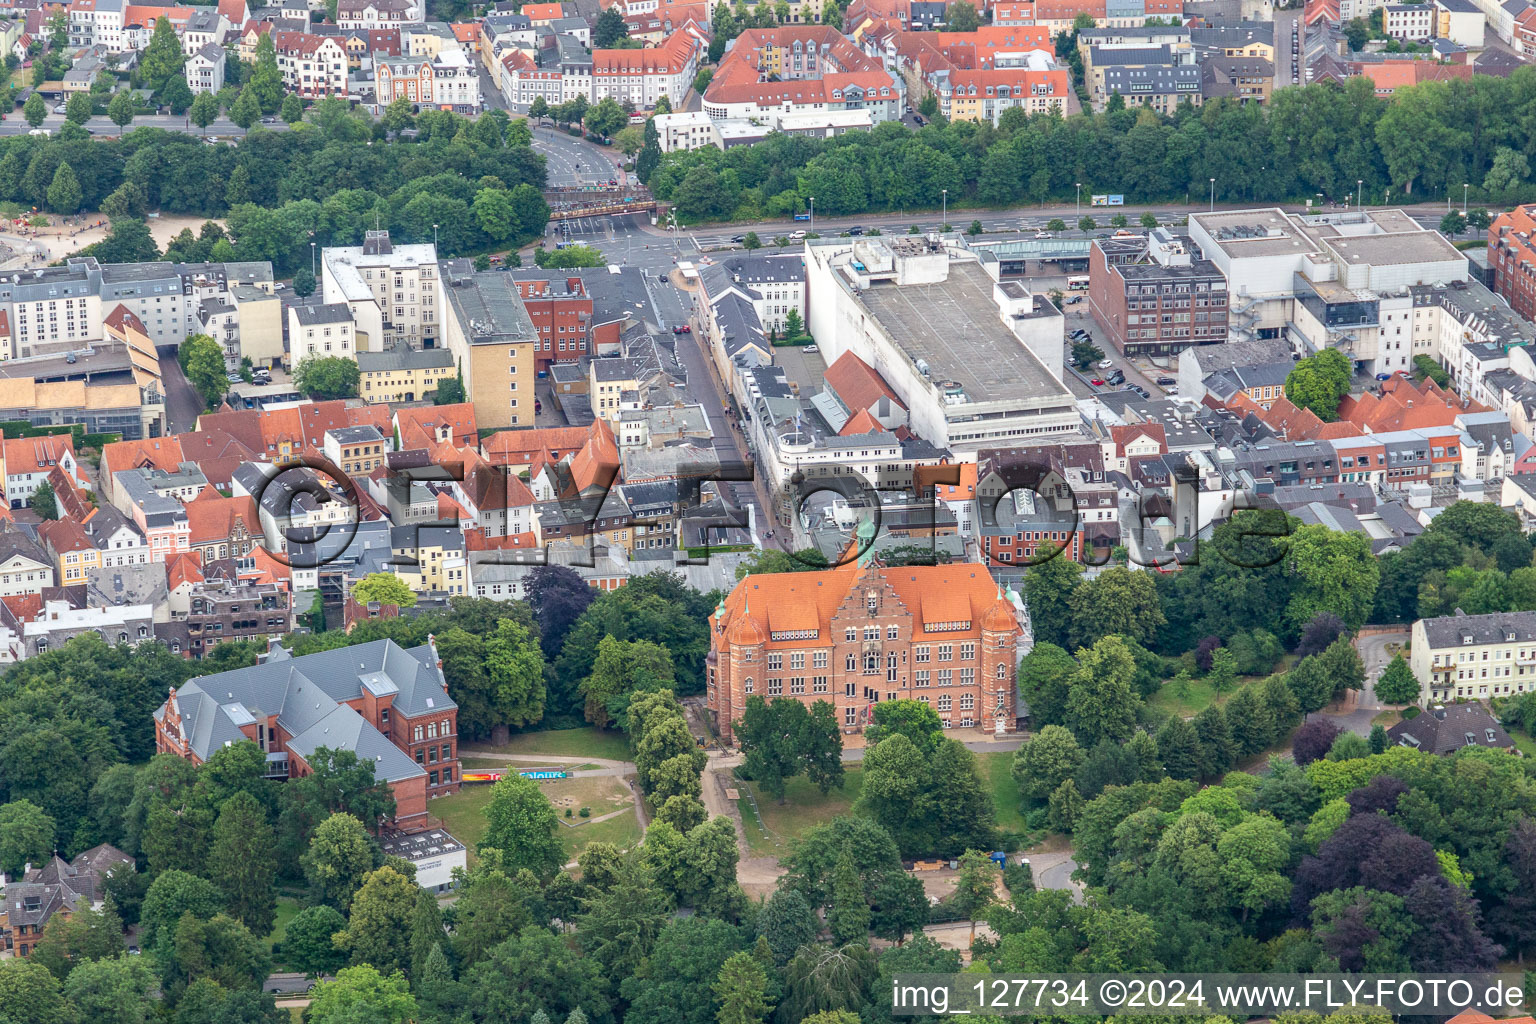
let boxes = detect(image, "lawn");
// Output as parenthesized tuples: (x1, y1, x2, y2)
(1510, 730, 1536, 759)
(1147, 676, 1262, 719)
(460, 755, 600, 771)
(475, 726, 633, 762)
(264, 896, 303, 969)
(432, 775, 641, 868)
(736, 767, 863, 858)
(976, 751, 1027, 834)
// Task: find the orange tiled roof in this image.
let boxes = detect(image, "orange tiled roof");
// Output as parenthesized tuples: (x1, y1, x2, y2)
(166, 550, 205, 589)
(823, 350, 905, 415)
(1, 593, 43, 623)
(483, 424, 594, 468)
(394, 403, 478, 451)
(1110, 422, 1167, 455)
(839, 408, 888, 437)
(719, 560, 1013, 646)
(569, 418, 620, 494)
(185, 492, 260, 547)
(918, 461, 975, 501)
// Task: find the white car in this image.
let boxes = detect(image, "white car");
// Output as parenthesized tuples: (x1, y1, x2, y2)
(789, 230, 807, 240)
(1034, 230, 1052, 239)
(1097, 359, 1115, 370)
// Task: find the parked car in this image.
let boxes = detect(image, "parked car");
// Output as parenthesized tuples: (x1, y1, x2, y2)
(913, 114, 925, 125)
(1098, 359, 1116, 370)
(672, 324, 692, 334)
(1035, 230, 1053, 239)
(1155, 375, 1176, 385)
(1107, 371, 1125, 385)
(1090, 377, 1106, 386)
(804, 345, 818, 353)
(227, 372, 243, 383)
(731, 235, 745, 243)
(1376, 372, 1392, 381)
(1069, 328, 1088, 339)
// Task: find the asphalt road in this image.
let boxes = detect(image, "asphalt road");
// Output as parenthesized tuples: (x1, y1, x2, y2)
(534, 125, 625, 186)
(0, 111, 287, 137)
(157, 349, 205, 435)
(1355, 629, 1410, 709)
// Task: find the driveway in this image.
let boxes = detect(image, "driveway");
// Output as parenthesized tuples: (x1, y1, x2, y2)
(157, 349, 204, 434)
(1355, 629, 1409, 709)
(1026, 850, 1084, 903)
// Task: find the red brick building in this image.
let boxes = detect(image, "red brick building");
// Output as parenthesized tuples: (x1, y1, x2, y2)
(153, 638, 458, 827)
(1490, 204, 1536, 322)
(706, 556, 1024, 744)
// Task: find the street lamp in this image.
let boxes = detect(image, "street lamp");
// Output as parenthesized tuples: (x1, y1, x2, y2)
(310, 241, 316, 278)
(941, 188, 947, 230)
(1463, 183, 1470, 214)
(1209, 177, 1215, 213)
(433, 223, 439, 250)
(809, 196, 814, 232)
(1075, 182, 1081, 222)
(1357, 180, 1363, 210)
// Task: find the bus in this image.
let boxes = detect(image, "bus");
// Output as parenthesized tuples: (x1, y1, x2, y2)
(1067, 275, 1090, 291)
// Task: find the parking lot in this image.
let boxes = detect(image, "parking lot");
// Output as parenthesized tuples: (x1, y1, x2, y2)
(773, 344, 827, 394)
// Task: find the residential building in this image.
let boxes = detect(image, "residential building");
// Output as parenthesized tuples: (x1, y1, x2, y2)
(706, 555, 1026, 743)
(288, 303, 357, 362)
(186, 41, 225, 91)
(1384, 2, 1434, 38)
(273, 30, 349, 96)
(1410, 608, 1536, 704)
(439, 262, 538, 430)
(703, 26, 901, 123)
(1489, 204, 1536, 323)
(0, 845, 133, 959)
(321, 231, 440, 351)
(357, 346, 456, 403)
(1088, 44, 1202, 112)
(1386, 701, 1515, 754)
(653, 109, 718, 151)
(335, 0, 420, 29)
(154, 638, 460, 825)
(324, 424, 390, 476)
(170, 576, 292, 659)
(375, 47, 480, 110)
(1434, 0, 1484, 46)
(0, 529, 54, 598)
(589, 28, 699, 107)
(883, 26, 1069, 123)
(23, 599, 155, 658)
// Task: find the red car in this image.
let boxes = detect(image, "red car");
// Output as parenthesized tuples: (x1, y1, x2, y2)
(1090, 377, 1105, 386)
(672, 325, 692, 334)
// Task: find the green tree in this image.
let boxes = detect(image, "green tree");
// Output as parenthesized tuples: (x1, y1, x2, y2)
(946, 0, 980, 29)
(301, 812, 375, 910)
(338, 866, 418, 976)
(162, 74, 193, 115)
(31, 903, 125, 982)
(1467, 207, 1492, 237)
(0, 798, 55, 878)
(1284, 348, 1354, 421)
(281, 92, 303, 124)
(352, 572, 417, 609)
(189, 90, 219, 130)
(60, 955, 155, 1024)
(1375, 652, 1419, 704)
(584, 97, 628, 139)
(178, 333, 228, 410)
(140, 870, 223, 953)
(167, 911, 271, 996)
(579, 635, 675, 729)
(46, 161, 82, 214)
(292, 356, 361, 400)
(307, 966, 417, 1024)
(1285, 523, 1380, 631)
(826, 849, 870, 944)
(28, 481, 58, 520)
(142, 17, 186, 92)
(759, 888, 818, 964)
(594, 7, 629, 47)
(64, 91, 92, 125)
(206, 791, 277, 936)
(1439, 209, 1467, 236)
(481, 772, 564, 880)
(782, 308, 805, 339)
(1047, 778, 1085, 831)
(952, 848, 998, 943)
(282, 905, 348, 978)
(1067, 566, 1163, 649)
(0, 959, 76, 1024)
(292, 265, 316, 298)
(229, 87, 260, 130)
(742, 231, 761, 249)
(249, 34, 283, 114)
(23, 92, 45, 127)
(1065, 636, 1143, 746)
(715, 950, 771, 1024)
(1079, 215, 1097, 232)
(1011, 725, 1085, 801)
(1140, 212, 1158, 229)
(1155, 717, 1203, 780)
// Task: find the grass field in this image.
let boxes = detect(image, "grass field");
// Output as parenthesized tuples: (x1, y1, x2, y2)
(1147, 676, 1265, 719)
(433, 775, 641, 867)
(1510, 730, 1536, 759)
(264, 897, 303, 969)
(976, 751, 1027, 833)
(460, 756, 600, 771)
(476, 727, 633, 762)
(736, 767, 864, 858)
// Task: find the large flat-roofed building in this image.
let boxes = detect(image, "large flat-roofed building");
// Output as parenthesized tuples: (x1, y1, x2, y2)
(1187, 208, 1468, 370)
(804, 237, 1077, 452)
(1410, 608, 1536, 705)
(440, 261, 538, 430)
(706, 555, 1026, 743)
(1088, 229, 1230, 357)
(153, 638, 460, 827)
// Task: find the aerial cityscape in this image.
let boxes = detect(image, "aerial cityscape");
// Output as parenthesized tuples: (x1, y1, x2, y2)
(1, 0, 1536, 1020)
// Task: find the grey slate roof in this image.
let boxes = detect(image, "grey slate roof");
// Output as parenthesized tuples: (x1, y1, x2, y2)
(1386, 703, 1514, 755)
(155, 638, 451, 783)
(1420, 609, 1536, 648)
